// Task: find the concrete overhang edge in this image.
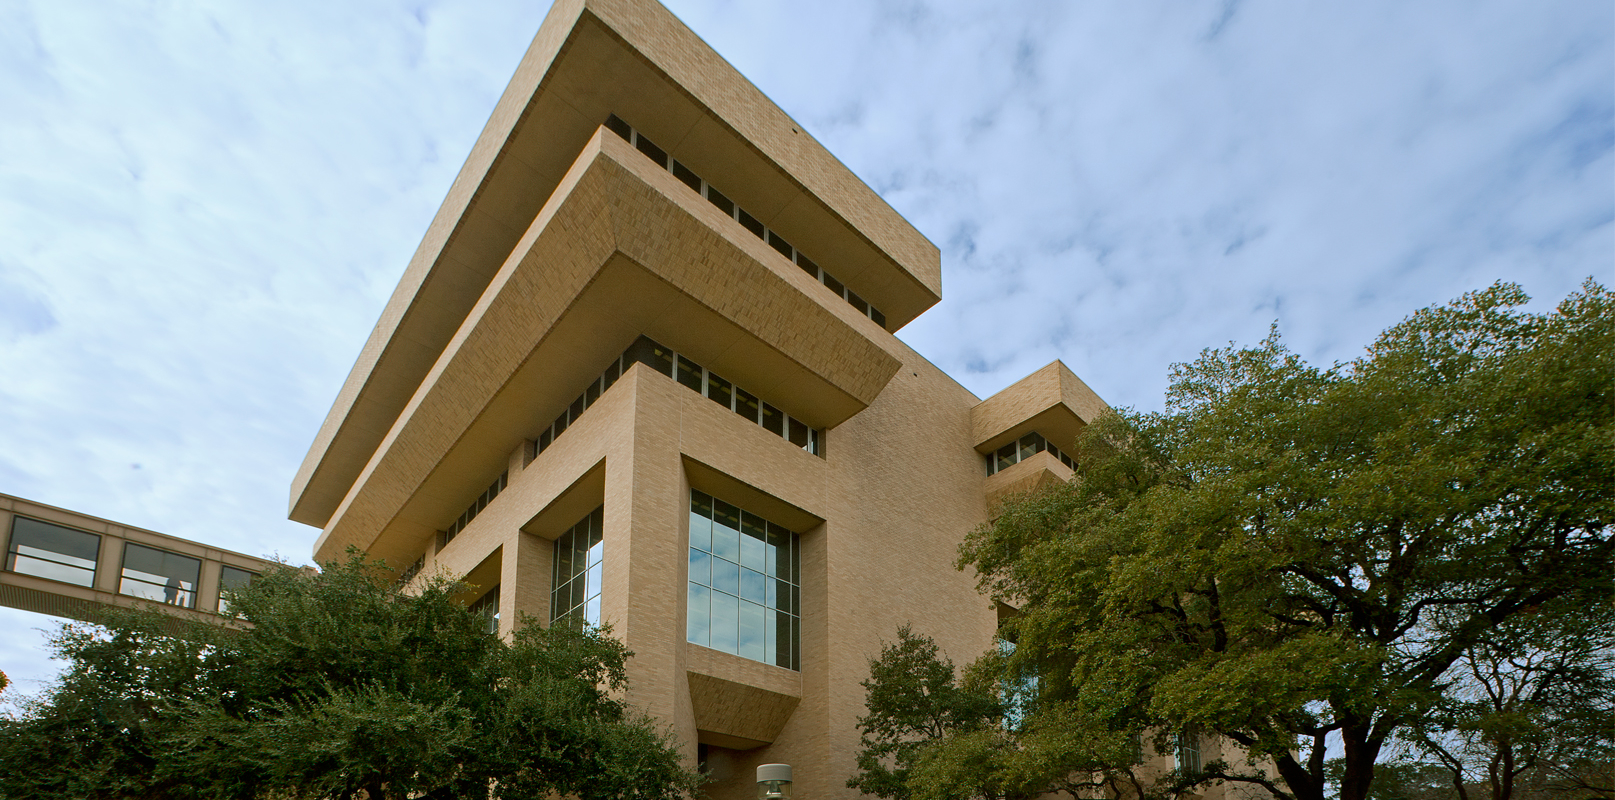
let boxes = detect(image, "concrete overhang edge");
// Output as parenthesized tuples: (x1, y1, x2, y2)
(289, 0, 940, 530)
(311, 132, 903, 563)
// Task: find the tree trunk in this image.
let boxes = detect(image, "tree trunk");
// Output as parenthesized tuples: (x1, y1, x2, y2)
(1272, 752, 1326, 800)
(1338, 726, 1385, 800)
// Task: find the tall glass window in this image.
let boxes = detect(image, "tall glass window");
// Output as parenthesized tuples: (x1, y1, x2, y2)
(551, 506, 604, 629)
(686, 490, 799, 670)
(5, 516, 100, 587)
(120, 542, 202, 608)
(1176, 729, 1202, 775)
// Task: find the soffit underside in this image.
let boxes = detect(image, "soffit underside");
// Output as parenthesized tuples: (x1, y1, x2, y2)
(291, 0, 938, 530)
(311, 137, 902, 561)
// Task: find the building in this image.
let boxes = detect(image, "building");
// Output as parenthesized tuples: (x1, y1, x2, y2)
(286, 0, 1110, 795)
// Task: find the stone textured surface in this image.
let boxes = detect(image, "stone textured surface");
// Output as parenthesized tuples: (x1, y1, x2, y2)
(291, 0, 939, 530)
(984, 450, 1074, 513)
(311, 134, 903, 566)
(971, 359, 1112, 455)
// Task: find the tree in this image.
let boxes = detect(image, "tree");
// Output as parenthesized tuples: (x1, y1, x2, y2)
(847, 626, 1004, 800)
(0, 553, 702, 800)
(1398, 612, 1614, 800)
(855, 281, 1613, 800)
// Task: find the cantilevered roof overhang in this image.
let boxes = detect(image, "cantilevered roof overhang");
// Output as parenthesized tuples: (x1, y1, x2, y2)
(311, 132, 904, 563)
(972, 361, 1111, 456)
(291, 0, 940, 530)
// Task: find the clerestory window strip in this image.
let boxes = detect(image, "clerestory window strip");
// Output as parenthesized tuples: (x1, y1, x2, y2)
(985, 431, 1076, 476)
(535, 336, 822, 458)
(604, 114, 887, 330)
(442, 471, 509, 545)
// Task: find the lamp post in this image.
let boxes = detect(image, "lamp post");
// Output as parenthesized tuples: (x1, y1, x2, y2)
(757, 763, 792, 800)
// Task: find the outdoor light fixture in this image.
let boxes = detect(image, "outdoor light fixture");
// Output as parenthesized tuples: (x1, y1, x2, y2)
(757, 763, 792, 800)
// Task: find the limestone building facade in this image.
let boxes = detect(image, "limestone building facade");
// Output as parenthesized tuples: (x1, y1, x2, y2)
(288, 0, 1111, 794)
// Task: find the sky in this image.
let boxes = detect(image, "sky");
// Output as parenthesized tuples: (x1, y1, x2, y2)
(1, 0, 1610, 698)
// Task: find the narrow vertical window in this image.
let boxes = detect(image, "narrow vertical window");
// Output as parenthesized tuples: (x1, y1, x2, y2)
(469, 584, 500, 635)
(551, 506, 604, 629)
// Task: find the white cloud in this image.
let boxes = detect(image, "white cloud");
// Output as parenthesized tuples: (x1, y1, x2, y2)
(0, 0, 1608, 693)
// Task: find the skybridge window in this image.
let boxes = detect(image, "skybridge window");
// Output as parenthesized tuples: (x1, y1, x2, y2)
(119, 542, 201, 609)
(5, 516, 100, 588)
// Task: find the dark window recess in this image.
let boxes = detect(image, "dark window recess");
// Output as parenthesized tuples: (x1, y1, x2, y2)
(395, 555, 424, 586)
(604, 114, 632, 142)
(796, 254, 818, 277)
(846, 291, 869, 315)
(707, 373, 734, 409)
(767, 230, 794, 259)
(822, 271, 845, 297)
(985, 432, 1076, 476)
(673, 160, 702, 192)
(735, 387, 760, 424)
(706, 187, 735, 216)
(635, 134, 668, 168)
(871, 307, 887, 328)
(469, 584, 500, 635)
(676, 355, 705, 393)
(738, 209, 766, 239)
(535, 335, 822, 459)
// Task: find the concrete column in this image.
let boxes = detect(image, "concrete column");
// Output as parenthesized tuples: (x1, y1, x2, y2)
(500, 531, 552, 637)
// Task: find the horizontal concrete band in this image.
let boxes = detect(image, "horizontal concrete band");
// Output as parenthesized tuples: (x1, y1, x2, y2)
(312, 132, 903, 563)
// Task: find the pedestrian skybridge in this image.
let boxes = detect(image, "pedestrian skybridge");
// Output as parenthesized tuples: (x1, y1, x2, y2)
(1, 493, 276, 625)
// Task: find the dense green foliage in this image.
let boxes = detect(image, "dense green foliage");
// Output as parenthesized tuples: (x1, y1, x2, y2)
(847, 626, 1004, 799)
(852, 282, 1614, 800)
(0, 554, 700, 800)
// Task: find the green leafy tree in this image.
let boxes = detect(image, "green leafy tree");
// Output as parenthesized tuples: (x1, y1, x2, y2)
(855, 282, 1613, 800)
(0, 553, 701, 800)
(847, 626, 1004, 800)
